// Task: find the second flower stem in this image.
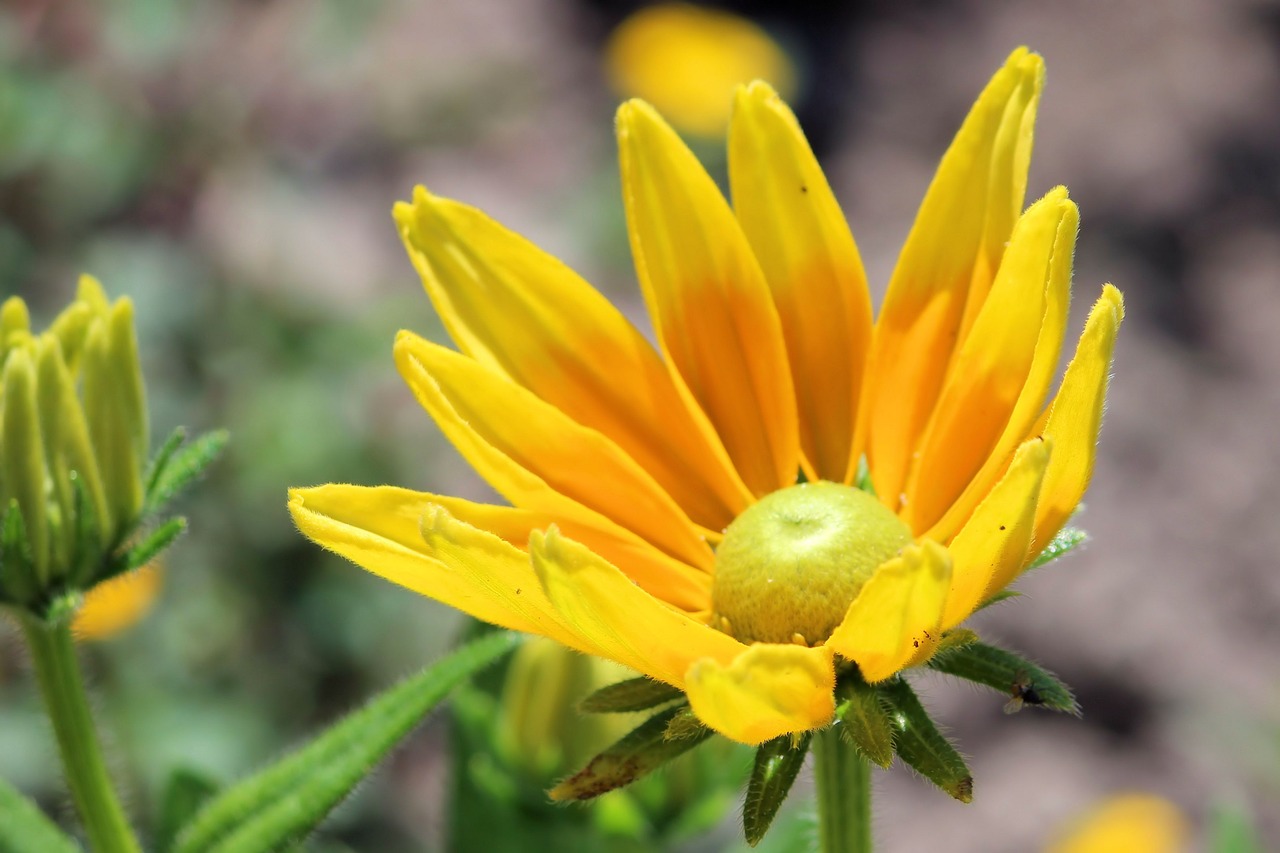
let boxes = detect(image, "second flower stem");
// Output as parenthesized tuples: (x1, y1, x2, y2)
(21, 612, 140, 853)
(813, 725, 873, 853)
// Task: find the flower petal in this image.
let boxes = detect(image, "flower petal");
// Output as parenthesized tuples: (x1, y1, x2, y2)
(528, 527, 744, 688)
(288, 485, 580, 647)
(618, 98, 799, 495)
(728, 81, 873, 482)
(1034, 285, 1125, 544)
(941, 437, 1049, 629)
(859, 49, 1043, 505)
(903, 189, 1075, 533)
(394, 332, 715, 593)
(685, 643, 836, 745)
(72, 563, 162, 641)
(827, 541, 952, 682)
(395, 188, 750, 530)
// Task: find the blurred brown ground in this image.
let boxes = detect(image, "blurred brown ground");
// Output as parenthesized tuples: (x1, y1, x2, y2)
(2, 0, 1278, 850)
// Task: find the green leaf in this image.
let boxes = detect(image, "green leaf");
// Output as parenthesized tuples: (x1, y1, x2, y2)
(1028, 526, 1087, 570)
(173, 630, 517, 853)
(835, 680, 894, 768)
(156, 769, 219, 853)
(144, 427, 187, 502)
(0, 499, 37, 605)
(743, 733, 811, 847)
(0, 774, 81, 853)
(143, 429, 228, 517)
(120, 518, 186, 575)
(927, 641, 1079, 715)
(549, 704, 713, 801)
(579, 677, 683, 714)
(663, 706, 709, 741)
(881, 679, 972, 802)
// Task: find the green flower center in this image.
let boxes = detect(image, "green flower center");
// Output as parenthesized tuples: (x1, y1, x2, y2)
(711, 481, 913, 645)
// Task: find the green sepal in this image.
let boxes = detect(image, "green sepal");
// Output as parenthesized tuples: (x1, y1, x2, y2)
(156, 768, 220, 853)
(0, 772, 81, 853)
(1028, 526, 1087, 570)
(742, 732, 811, 847)
(835, 679, 894, 768)
(172, 630, 517, 853)
(579, 676, 683, 714)
(974, 589, 1020, 612)
(144, 429, 229, 518)
(144, 428, 188, 504)
(549, 704, 713, 802)
(662, 706, 708, 741)
(927, 641, 1079, 715)
(119, 518, 187, 577)
(0, 499, 37, 605)
(854, 454, 876, 496)
(881, 679, 973, 802)
(934, 628, 979, 655)
(68, 472, 103, 587)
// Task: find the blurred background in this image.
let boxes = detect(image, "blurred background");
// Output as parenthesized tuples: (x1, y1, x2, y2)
(2, 0, 1279, 850)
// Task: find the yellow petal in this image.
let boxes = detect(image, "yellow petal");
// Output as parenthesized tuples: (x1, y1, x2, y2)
(618, 99, 799, 495)
(1034, 285, 1125, 544)
(289, 485, 581, 647)
(72, 563, 162, 641)
(860, 49, 1043, 506)
(394, 333, 715, 590)
(394, 188, 749, 530)
(941, 438, 1049, 629)
(529, 527, 744, 688)
(685, 642, 835, 745)
(728, 82, 873, 482)
(904, 189, 1075, 533)
(827, 541, 952, 682)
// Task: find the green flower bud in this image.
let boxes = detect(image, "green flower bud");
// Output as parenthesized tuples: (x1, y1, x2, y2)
(2, 346, 50, 584)
(82, 304, 146, 532)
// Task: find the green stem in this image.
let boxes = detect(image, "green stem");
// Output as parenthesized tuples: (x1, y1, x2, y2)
(20, 613, 140, 853)
(813, 725, 873, 853)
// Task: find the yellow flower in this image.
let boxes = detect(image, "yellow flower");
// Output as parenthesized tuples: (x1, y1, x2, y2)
(290, 48, 1123, 746)
(71, 562, 163, 641)
(604, 3, 796, 137)
(1045, 794, 1189, 853)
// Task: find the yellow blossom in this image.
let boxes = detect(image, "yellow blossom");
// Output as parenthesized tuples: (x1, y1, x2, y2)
(290, 48, 1123, 746)
(1046, 793, 1189, 853)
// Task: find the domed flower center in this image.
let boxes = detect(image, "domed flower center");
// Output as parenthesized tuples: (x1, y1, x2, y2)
(711, 481, 913, 645)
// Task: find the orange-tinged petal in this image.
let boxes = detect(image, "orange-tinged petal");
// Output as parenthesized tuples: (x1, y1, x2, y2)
(394, 333, 714, 590)
(827, 540, 952, 682)
(859, 49, 1043, 505)
(941, 438, 1049, 629)
(1046, 794, 1189, 853)
(728, 81, 872, 482)
(72, 563, 162, 641)
(528, 527, 744, 688)
(395, 188, 749, 530)
(288, 486, 581, 648)
(1034, 285, 1125, 545)
(618, 98, 799, 495)
(903, 189, 1075, 533)
(685, 642, 835, 745)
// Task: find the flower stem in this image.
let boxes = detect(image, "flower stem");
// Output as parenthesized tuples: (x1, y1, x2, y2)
(20, 612, 140, 853)
(813, 725, 873, 853)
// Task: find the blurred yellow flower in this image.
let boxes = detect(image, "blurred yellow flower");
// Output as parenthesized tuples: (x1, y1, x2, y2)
(291, 49, 1123, 745)
(604, 3, 796, 137)
(71, 563, 162, 641)
(1046, 794, 1189, 853)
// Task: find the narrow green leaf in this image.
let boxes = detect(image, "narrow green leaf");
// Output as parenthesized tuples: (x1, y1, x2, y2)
(549, 704, 713, 801)
(974, 589, 1020, 612)
(120, 518, 187, 576)
(144, 427, 187, 504)
(1028, 526, 1087, 570)
(835, 681, 894, 768)
(927, 641, 1078, 715)
(0, 500, 37, 605)
(579, 676, 683, 714)
(0, 773, 81, 853)
(881, 679, 972, 802)
(144, 430, 228, 517)
(743, 733, 811, 846)
(173, 630, 517, 853)
(156, 769, 219, 853)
